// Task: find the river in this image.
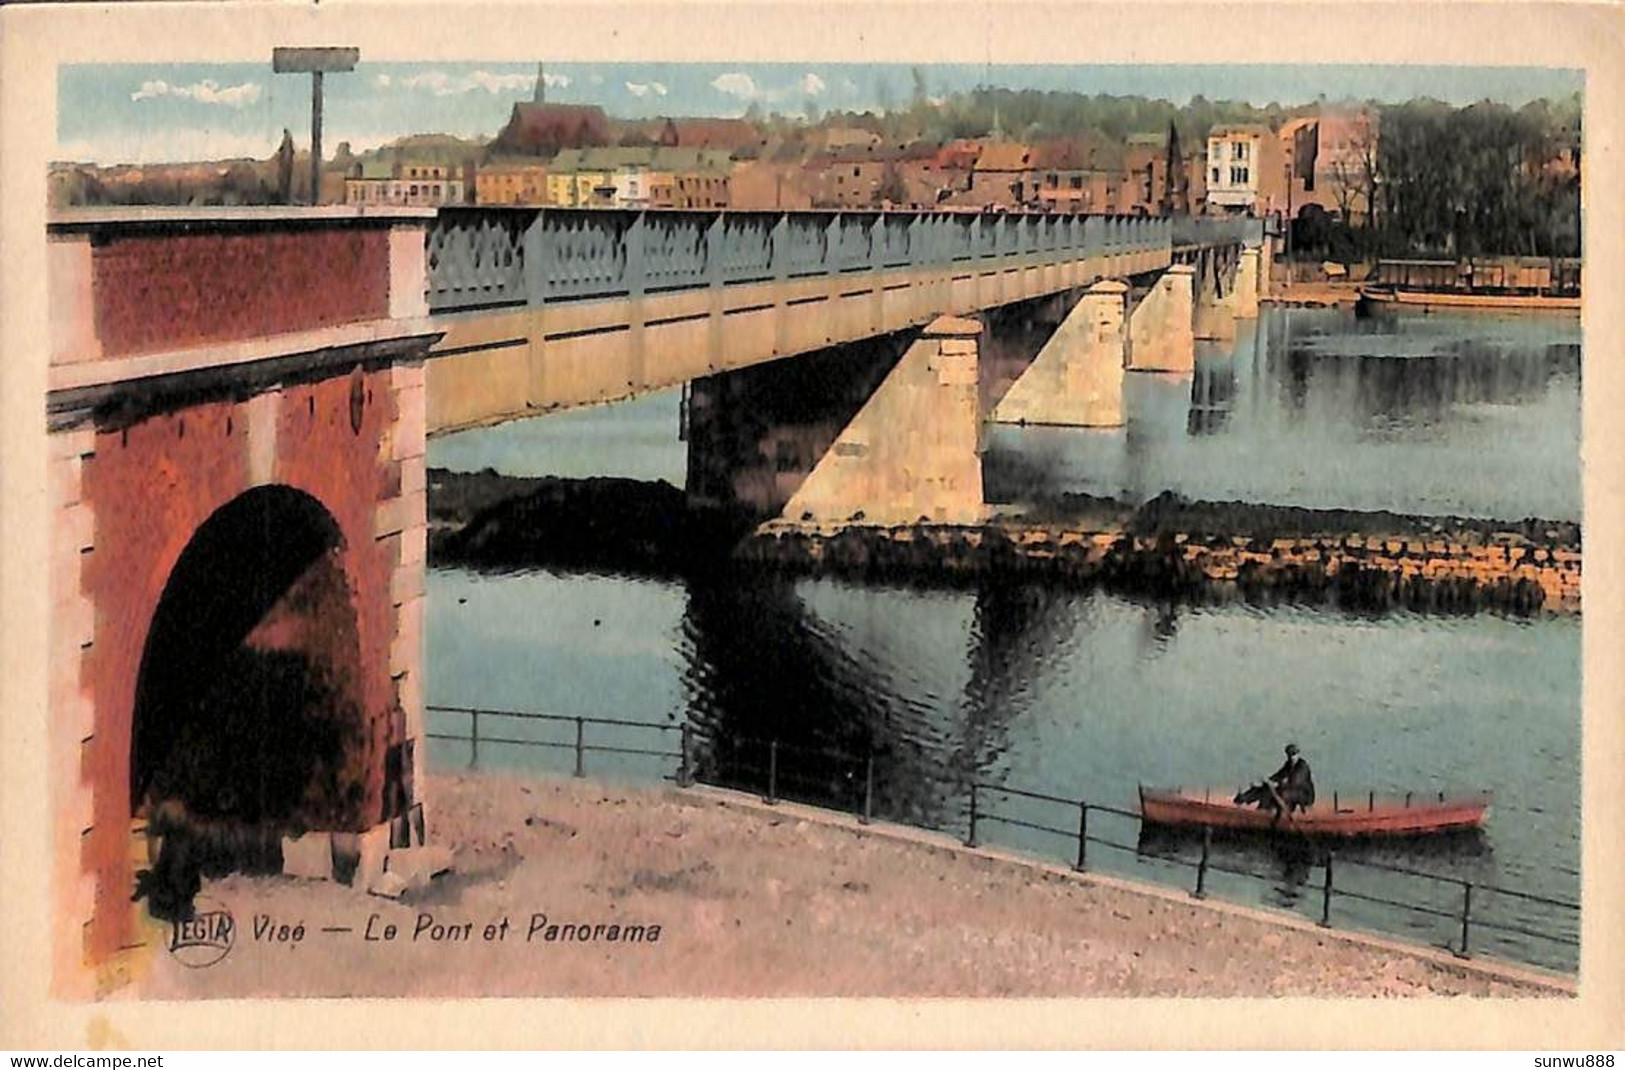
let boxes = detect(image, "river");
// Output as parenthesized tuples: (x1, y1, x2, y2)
(424, 304, 1583, 973)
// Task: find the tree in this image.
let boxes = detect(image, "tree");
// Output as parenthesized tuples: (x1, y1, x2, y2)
(910, 67, 929, 110)
(875, 75, 895, 117)
(276, 129, 296, 205)
(1325, 116, 1378, 234)
(877, 162, 907, 207)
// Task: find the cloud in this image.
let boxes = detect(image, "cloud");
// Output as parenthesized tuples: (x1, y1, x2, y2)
(130, 79, 262, 108)
(395, 69, 567, 96)
(711, 72, 758, 99)
(800, 73, 826, 96)
(374, 74, 392, 88)
(625, 81, 669, 99)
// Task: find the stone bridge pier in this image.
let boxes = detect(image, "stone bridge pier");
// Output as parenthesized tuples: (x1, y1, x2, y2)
(693, 242, 1260, 525)
(1127, 265, 1197, 373)
(989, 281, 1132, 428)
(986, 238, 1259, 431)
(686, 317, 986, 527)
(45, 209, 441, 995)
(780, 316, 986, 527)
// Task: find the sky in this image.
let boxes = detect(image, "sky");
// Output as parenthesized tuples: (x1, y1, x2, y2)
(56, 61, 1583, 166)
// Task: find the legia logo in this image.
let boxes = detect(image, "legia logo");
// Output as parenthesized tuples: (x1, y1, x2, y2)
(167, 896, 235, 968)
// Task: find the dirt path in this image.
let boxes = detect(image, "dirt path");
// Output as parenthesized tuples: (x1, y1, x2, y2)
(135, 773, 1569, 999)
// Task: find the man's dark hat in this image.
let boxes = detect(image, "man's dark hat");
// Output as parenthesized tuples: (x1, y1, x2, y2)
(1285, 743, 1300, 756)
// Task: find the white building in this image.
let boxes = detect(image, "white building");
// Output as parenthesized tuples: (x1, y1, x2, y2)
(611, 166, 653, 209)
(1204, 124, 1281, 216)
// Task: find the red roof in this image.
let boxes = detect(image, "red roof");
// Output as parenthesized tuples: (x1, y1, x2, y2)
(494, 103, 612, 156)
(660, 118, 760, 152)
(974, 143, 1033, 172)
(1031, 140, 1100, 170)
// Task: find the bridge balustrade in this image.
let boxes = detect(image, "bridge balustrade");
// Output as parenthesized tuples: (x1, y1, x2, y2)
(426, 207, 1176, 315)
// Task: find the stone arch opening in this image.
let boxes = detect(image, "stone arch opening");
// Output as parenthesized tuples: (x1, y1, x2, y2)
(130, 485, 371, 892)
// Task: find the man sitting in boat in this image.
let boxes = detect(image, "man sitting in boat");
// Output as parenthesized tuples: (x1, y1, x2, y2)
(1266, 744, 1316, 820)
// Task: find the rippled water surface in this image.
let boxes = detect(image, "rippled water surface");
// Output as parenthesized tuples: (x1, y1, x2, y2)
(426, 565, 1580, 971)
(986, 306, 1581, 520)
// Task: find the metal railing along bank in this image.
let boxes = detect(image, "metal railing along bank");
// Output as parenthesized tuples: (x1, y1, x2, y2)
(426, 208, 1180, 314)
(425, 703, 1580, 975)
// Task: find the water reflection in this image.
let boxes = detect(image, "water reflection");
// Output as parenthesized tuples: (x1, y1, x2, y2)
(425, 564, 1581, 971)
(986, 307, 1581, 521)
(1187, 356, 1237, 436)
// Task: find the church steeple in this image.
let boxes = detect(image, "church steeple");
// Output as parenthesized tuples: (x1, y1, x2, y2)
(533, 62, 547, 105)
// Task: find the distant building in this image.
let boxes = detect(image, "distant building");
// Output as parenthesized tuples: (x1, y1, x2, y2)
(1280, 110, 1378, 223)
(1033, 139, 1122, 213)
(660, 118, 759, 154)
(476, 161, 549, 205)
(804, 152, 888, 209)
(492, 102, 613, 157)
(345, 159, 468, 207)
(1118, 134, 1164, 214)
(896, 158, 969, 209)
(610, 118, 668, 148)
(937, 139, 983, 171)
(546, 148, 618, 207)
(730, 157, 815, 210)
(611, 164, 677, 209)
(1204, 124, 1284, 216)
(968, 141, 1035, 206)
(546, 147, 731, 208)
(674, 166, 730, 208)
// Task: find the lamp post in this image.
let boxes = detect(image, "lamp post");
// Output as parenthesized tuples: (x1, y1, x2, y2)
(272, 47, 359, 205)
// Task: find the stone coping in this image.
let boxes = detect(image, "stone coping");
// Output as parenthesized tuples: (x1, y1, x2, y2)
(49, 316, 442, 395)
(48, 206, 440, 231)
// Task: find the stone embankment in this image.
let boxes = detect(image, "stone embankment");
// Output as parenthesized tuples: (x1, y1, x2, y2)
(743, 496, 1580, 615)
(428, 469, 1580, 615)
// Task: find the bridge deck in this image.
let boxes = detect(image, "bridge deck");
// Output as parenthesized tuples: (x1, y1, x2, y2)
(423, 208, 1258, 432)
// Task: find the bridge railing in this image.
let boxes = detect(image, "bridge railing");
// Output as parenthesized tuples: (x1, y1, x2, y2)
(425, 703, 1580, 976)
(1171, 215, 1265, 249)
(426, 208, 1176, 314)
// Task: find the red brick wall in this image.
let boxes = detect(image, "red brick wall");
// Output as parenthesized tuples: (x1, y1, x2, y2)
(90, 228, 392, 358)
(77, 368, 403, 959)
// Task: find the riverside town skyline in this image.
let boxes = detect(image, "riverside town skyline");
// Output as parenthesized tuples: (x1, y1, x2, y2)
(57, 60, 1582, 165)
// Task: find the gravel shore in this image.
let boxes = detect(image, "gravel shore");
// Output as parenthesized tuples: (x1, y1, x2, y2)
(136, 772, 1570, 999)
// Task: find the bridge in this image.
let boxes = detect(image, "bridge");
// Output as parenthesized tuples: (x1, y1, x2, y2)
(424, 207, 1261, 432)
(41, 204, 1261, 991)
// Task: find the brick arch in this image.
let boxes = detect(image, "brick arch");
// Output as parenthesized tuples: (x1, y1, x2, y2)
(67, 366, 426, 967)
(129, 485, 372, 835)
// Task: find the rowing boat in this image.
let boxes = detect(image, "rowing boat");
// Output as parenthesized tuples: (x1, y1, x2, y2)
(1138, 785, 1491, 838)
